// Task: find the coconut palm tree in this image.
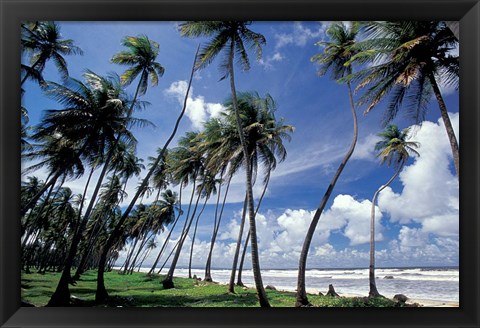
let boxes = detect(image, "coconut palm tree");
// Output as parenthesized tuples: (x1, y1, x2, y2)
(368, 124, 419, 297)
(127, 189, 178, 273)
(219, 92, 293, 293)
(21, 72, 137, 216)
(296, 22, 360, 307)
(178, 21, 271, 307)
(77, 35, 163, 252)
(49, 36, 163, 306)
(111, 35, 165, 116)
(46, 72, 138, 306)
(188, 171, 219, 278)
(95, 47, 199, 303)
(21, 21, 83, 86)
(162, 131, 205, 288)
(349, 21, 459, 176)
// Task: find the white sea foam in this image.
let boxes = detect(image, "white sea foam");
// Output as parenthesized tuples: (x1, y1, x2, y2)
(128, 266, 459, 303)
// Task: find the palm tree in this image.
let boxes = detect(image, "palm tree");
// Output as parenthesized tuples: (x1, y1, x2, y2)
(137, 239, 157, 271)
(219, 92, 293, 294)
(76, 35, 163, 254)
(111, 35, 165, 117)
(46, 72, 136, 306)
(95, 47, 199, 303)
(349, 21, 459, 176)
(21, 21, 83, 86)
(237, 167, 272, 287)
(162, 131, 205, 288)
(21, 72, 136, 216)
(368, 124, 419, 297)
(49, 36, 162, 306)
(296, 22, 360, 307)
(127, 189, 178, 273)
(178, 21, 271, 307)
(188, 171, 219, 278)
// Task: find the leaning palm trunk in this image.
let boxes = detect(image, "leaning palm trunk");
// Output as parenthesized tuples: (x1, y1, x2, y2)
(137, 235, 155, 271)
(369, 160, 404, 297)
(163, 187, 203, 288)
(237, 171, 270, 286)
(295, 82, 358, 307)
(147, 207, 182, 274)
(204, 175, 232, 281)
(95, 47, 199, 303)
(428, 73, 459, 177)
(228, 195, 248, 293)
(228, 39, 270, 307)
(147, 187, 182, 275)
(188, 197, 208, 278)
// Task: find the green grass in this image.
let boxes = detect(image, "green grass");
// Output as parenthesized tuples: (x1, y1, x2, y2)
(21, 270, 399, 307)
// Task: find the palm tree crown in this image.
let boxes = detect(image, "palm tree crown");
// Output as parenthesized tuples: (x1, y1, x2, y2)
(179, 21, 265, 79)
(111, 35, 165, 97)
(21, 21, 83, 83)
(375, 124, 420, 167)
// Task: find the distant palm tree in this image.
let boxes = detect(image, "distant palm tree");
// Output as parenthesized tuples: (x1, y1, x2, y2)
(21, 21, 83, 86)
(296, 22, 360, 307)
(350, 21, 458, 176)
(179, 21, 271, 307)
(368, 124, 419, 297)
(162, 131, 205, 288)
(188, 171, 219, 278)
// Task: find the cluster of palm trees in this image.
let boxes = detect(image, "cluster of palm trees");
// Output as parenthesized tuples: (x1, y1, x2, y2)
(20, 20, 458, 308)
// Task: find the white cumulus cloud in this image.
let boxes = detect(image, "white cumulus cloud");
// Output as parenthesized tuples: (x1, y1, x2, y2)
(164, 80, 225, 130)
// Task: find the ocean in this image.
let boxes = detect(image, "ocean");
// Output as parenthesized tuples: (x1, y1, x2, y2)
(135, 266, 459, 303)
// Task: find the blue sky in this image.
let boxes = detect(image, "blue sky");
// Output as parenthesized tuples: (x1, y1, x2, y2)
(22, 21, 459, 270)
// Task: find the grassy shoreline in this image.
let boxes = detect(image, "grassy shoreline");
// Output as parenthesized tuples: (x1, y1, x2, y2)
(21, 270, 425, 307)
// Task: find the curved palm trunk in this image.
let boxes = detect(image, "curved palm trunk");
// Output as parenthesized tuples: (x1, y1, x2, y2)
(72, 166, 96, 234)
(124, 192, 159, 274)
(295, 82, 358, 307)
(369, 160, 404, 297)
(228, 195, 248, 293)
(237, 171, 270, 286)
(236, 231, 250, 286)
(127, 190, 162, 274)
(95, 46, 199, 303)
(228, 39, 270, 307)
(148, 187, 183, 275)
(128, 230, 154, 274)
(158, 238, 180, 273)
(428, 73, 459, 177)
(204, 175, 232, 281)
(163, 188, 203, 288)
(188, 197, 208, 278)
(137, 237, 155, 271)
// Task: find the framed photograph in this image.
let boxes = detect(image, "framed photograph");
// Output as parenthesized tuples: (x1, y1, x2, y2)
(1, 0, 479, 327)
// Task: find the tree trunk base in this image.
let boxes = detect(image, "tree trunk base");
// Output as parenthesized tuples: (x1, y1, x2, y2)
(162, 278, 175, 289)
(95, 285, 109, 304)
(295, 299, 313, 307)
(236, 281, 245, 287)
(326, 284, 340, 297)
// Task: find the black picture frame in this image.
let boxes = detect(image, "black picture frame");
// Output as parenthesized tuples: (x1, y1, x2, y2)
(1, 0, 478, 327)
